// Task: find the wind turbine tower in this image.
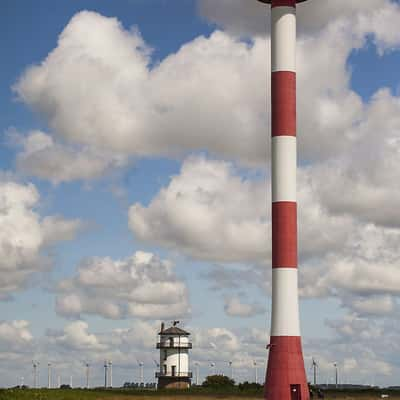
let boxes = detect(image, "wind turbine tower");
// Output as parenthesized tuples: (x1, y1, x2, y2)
(195, 362, 200, 385)
(153, 359, 160, 388)
(48, 363, 51, 389)
(312, 358, 318, 386)
(254, 361, 258, 384)
(210, 362, 215, 375)
(229, 361, 233, 380)
(104, 360, 108, 388)
(139, 361, 144, 386)
(32, 361, 39, 389)
(85, 363, 90, 389)
(334, 362, 338, 388)
(257, 1, 309, 399)
(109, 361, 113, 388)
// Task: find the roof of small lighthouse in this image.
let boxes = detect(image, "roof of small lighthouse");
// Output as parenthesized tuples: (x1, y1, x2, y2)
(159, 326, 190, 335)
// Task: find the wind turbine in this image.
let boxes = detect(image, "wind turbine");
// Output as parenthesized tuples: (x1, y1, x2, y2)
(84, 362, 90, 389)
(210, 362, 216, 375)
(194, 362, 200, 385)
(153, 360, 160, 388)
(47, 362, 51, 389)
(108, 360, 113, 388)
(334, 362, 339, 388)
(253, 360, 258, 384)
(311, 358, 318, 386)
(104, 360, 108, 388)
(138, 361, 144, 386)
(153, 360, 160, 374)
(32, 361, 40, 389)
(228, 361, 233, 380)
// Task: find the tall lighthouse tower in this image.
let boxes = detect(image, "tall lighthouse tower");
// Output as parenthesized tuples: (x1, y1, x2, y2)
(156, 321, 192, 389)
(257, 1, 309, 400)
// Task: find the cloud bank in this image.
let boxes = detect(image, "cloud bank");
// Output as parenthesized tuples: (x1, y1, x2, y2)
(56, 251, 190, 320)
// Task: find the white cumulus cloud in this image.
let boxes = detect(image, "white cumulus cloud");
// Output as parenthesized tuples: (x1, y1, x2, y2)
(14, 5, 400, 177)
(130, 156, 267, 263)
(56, 251, 190, 320)
(48, 321, 105, 351)
(0, 320, 33, 352)
(0, 178, 83, 298)
(12, 130, 127, 184)
(224, 296, 265, 318)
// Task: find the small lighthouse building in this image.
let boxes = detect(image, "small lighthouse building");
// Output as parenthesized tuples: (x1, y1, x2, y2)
(156, 321, 192, 389)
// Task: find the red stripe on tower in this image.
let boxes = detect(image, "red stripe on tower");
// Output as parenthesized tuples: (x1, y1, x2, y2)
(272, 202, 297, 268)
(258, 0, 310, 399)
(271, 0, 296, 8)
(266, 337, 308, 399)
(271, 72, 296, 137)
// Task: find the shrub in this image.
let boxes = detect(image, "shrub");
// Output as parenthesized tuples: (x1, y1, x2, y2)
(202, 374, 235, 388)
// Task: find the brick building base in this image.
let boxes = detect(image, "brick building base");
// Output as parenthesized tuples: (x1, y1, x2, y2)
(157, 377, 191, 389)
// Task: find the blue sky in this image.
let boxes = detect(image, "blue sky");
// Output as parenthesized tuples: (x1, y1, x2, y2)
(1, 0, 400, 389)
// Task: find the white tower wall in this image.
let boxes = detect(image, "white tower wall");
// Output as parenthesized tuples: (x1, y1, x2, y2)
(160, 348, 189, 376)
(159, 334, 190, 376)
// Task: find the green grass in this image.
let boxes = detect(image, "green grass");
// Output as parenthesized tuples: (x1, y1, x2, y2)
(0, 390, 263, 400)
(0, 389, 264, 400)
(0, 389, 108, 400)
(0, 389, 399, 400)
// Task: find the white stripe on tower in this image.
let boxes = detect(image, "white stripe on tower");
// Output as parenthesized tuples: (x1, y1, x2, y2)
(271, 6, 296, 72)
(271, 268, 300, 336)
(271, 136, 296, 203)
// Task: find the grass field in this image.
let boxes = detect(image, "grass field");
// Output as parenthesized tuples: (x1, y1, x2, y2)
(0, 389, 399, 400)
(0, 391, 263, 400)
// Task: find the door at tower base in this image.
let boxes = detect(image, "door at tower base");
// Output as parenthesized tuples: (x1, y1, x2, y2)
(157, 376, 191, 389)
(265, 336, 309, 400)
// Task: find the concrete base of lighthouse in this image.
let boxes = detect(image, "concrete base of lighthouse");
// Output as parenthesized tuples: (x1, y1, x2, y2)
(157, 376, 191, 389)
(265, 336, 309, 400)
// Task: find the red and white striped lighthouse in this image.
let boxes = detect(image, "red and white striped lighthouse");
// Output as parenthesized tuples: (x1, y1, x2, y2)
(257, 1, 309, 400)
